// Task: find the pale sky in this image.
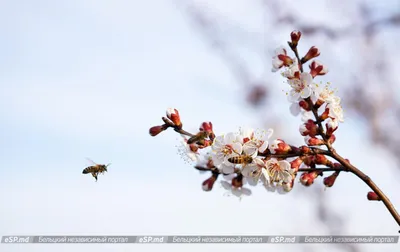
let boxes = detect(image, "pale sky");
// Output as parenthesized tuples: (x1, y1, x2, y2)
(0, 1, 399, 252)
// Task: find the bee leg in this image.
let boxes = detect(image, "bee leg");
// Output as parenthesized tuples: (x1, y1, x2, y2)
(92, 173, 98, 182)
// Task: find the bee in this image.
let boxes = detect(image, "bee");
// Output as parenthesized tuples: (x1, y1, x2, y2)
(227, 155, 253, 166)
(82, 158, 111, 182)
(187, 131, 208, 144)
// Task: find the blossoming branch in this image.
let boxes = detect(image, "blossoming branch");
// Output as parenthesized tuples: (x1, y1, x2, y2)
(149, 31, 400, 231)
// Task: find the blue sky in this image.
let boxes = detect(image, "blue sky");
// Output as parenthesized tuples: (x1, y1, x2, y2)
(1, 1, 400, 252)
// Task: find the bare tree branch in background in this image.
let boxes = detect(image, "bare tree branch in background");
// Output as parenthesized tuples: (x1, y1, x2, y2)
(174, 0, 400, 251)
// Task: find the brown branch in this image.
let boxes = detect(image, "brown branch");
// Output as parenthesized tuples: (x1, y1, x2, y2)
(328, 150, 400, 230)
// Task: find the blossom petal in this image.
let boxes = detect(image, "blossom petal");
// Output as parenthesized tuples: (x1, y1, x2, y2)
(231, 142, 243, 155)
(221, 181, 232, 190)
(290, 102, 301, 116)
(300, 87, 312, 98)
(220, 163, 235, 174)
(224, 132, 237, 143)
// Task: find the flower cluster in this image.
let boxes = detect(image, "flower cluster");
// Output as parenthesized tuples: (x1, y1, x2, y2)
(272, 31, 344, 147)
(148, 31, 400, 230)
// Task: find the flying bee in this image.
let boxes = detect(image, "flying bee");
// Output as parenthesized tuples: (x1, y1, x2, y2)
(82, 158, 111, 182)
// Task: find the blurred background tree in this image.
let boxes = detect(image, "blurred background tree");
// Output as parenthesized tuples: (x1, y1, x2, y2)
(175, 0, 400, 251)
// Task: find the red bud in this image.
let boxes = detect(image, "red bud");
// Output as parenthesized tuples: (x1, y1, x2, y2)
(367, 192, 381, 201)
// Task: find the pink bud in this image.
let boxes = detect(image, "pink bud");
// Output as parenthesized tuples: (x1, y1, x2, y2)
(270, 139, 292, 154)
(299, 100, 311, 111)
(303, 46, 320, 63)
(149, 125, 165, 136)
(328, 134, 336, 145)
(320, 108, 330, 121)
(282, 180, 295, 192)
(290, 30, 302, 46)
(323, 172, 339, 187)
(199, 122, 213, 132)
(300, 120, 318, 137)
(300, 172, 319, 186)
(290, 158, 303, 171)
(315, 154, 328, 165)
(304, 136, 325, 146)
(166, 108, 182, 128)
(367, 191, 381, 201)
(277, 54, 294, 66)
(231, 175, 244, 188)
(202, 175, 217, 191)
(309, 60, 328, 77)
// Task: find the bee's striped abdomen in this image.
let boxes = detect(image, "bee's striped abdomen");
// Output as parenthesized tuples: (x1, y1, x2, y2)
(228, 155, 253, 164)
(82, 166, 96, 174)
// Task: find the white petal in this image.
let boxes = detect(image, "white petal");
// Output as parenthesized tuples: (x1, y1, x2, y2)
(224, 132, 237, 143)
(300, 87, 312, 98)
(288, 89, 301, 102)
(258, 141, 268, 153)
(278, 160, 291, 171)
(265, 128, 274, 139)
(290, 102, 301, 116)
(301, 72, 313, 84)
(272, 58, 283, 70)
(243, 145, 258, 156)
(241, 165, 257, 177)
(221, 163, 235, 174)
(223, 173, 236, 181)
(301, 111, 314, 122)
(241, 188, 252, 196)
(231, 142, 243, 155)
(239, 127, 254, 138)
(221, 181, 232, 190)
(246, 177, 259, 186)
(277, 186, 289, 194)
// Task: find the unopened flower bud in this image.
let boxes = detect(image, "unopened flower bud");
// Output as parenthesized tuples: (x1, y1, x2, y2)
(367, 191, 381, 201)
(149, 125, 167, 136)
(302, 155, 315, 166)
(315, 99, 325, 108)
(283, 180, 294, 192)
(290, 30, 302, 47)
(323, 171, 339, 188)
(300, 146, 312, 154)
(300, 119, 318, 137)
(279, 55, 294, 66)
(206, 158, 214, 169)
(231, 174, 244, 188)
(320, 108, 330, 121)
(269, 139, 291, 154)
(328, 134, 336, 145)
(299, 100, 311, 111)
(290, 158, 303, 172)
(166, 108, 182, 128)
(315, 154, 329, 165)
(189, 143, 199, 153)
(309, 60, 328, 77)
(300, 171, 320, 186)
(326, 118, 338, 135)
(304, 136, 325, 146)
(302, 46, 320, 63)
(200, 121, 215, 141)
(202, 175, 217, 191)
(199, 121, 213, 133)
(333, 163, 342, 169)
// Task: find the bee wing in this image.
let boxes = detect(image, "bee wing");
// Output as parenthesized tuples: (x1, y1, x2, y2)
(85, 157, 98, 166)
(106, 163, 111, 167)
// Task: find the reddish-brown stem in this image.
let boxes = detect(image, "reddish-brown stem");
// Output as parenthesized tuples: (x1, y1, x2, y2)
(298, 167, 347, 172)
(328, 150, 400, 228)
(289, 43, 400, 230)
